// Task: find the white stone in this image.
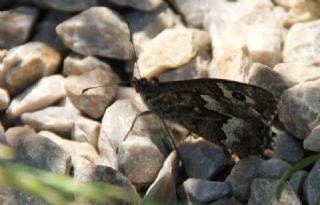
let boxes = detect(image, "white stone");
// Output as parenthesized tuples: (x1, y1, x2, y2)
(0, 87, 10, 110)
(72, 116, 101, 147)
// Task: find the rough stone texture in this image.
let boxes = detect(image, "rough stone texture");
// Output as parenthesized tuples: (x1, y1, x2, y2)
(106, 0, 163, 11)
(56, 7, 133, 59)
(248, 178, 301, 205)
(143, 151, 178, 204)
(0, 42, 61, 94)
(23, 0, 97, 12)
(63, 54, 113, 76)
(303, 160, 320, 205)
(0, 87, 10, 110)
(179, 178, 230, 203)
(210, 197, 243, 205)
(6, 75, 65, 118)
(65, 68, 119, 119)
(283, 19, 320, 64)
(137, 28, 211, 79)
(0, 6, 38, 48)
(118, 135, 165, 187)
(71, 116, 100, 147)
(257, 159, 291, 179)
(278, 80, 320, 140)
(21, 106, 75, 136)
(304, 124, 320, 152)
(179, 138, 230, 179)
(289, 170, 308, 196)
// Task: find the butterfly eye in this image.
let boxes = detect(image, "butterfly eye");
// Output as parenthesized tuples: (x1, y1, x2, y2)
(232, 92, 246, 101)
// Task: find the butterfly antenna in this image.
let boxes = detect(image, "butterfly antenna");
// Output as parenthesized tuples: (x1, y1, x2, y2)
(82, 81, 131, 93)
(127, 22, 141, 79)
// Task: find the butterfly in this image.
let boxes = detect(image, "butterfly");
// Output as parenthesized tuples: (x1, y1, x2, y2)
(132, 77, 277, 157)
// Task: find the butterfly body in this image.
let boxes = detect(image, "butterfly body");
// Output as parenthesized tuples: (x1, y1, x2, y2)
(133, 77, 277, 157)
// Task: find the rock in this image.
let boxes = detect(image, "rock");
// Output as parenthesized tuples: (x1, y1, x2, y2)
(274, 62, 320, 88)
(179, 138, 230, 179)
(179, 178, 231, 203)
(39, 130, 117, 169)
(21, 106, 74, 136)
(225, 156, 263, 201)
(65, 68, 119, 119)
(273, 130, 304, 164)
(143, 151, 178, 204)
(248, 178, 301, 205)
(303, 160, 320, 205)
(58, 96, 81, 115)
(257, 159, 291, 179)
(23, 0, 97, 12)
(283, 19, 320, 64)
(0, 188, 49, 205)
(32, 10, 72, 55)
(0, 6, 38, 48)
(0, 87, 10, 110)
(304, 124, 320, 152)
(106, 0, 163, 11)
(278, 80, 320, 139)
(136, 28, 211, 79)
(5, 126, 36, 145)
(118, 135, 165, 187)
(10, 133, 71, 174)
(63, 54, 113, 76)
(210, 197, 243, 205)
(56, 7, 133, 59)
(6, 75, 65, 118)
(0, 42, 61, 94)
(71, 116, 101, 147)
(99, 99, 140, 151)
(289, 170, 308, 196)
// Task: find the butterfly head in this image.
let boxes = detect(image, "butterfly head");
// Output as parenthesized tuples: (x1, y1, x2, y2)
(132, 77, 160, 96)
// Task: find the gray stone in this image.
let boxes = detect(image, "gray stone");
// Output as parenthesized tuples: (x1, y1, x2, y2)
(257, 159, 291, 179)
(118, 135, 165, 187)
(6, 75, 65, 118)
(0, 7, 38, 48)
(209, 197, 243, 205)
(289, 170, 308, 196)
(56, 7, 133, 59)
(225, 156, 263, 201)
(278, 80, 320, 140)
(273, 130, 304, 164)
(65, 68, 119, 119)
(179, 138, 230, 179)
(143, 151, 178, 204)
(248, 178, 301, 205)
(23, 0, 97, 12)
(179, 178, 230, 203)
(0, 42, 61, 94)
(304, 124, 320, 152)
(303, 160, 320, 205)
(0, 187, 49, 205)
(21, 106, 74, 136)
(71, 116, 101, 147)
(0, 87, 10, 110)
(105, 0, 163, 11)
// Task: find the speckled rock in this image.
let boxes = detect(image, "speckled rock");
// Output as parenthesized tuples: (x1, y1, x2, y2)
(179, 138, 230, 179)
(304, 124, 320, 152)
(179, 178, 231, 203)
(6, 75, 65, 118)
(289, 170, 308, 196)
(106, 0, 163, 11)
(248, 178, 301, 205)
(0, 6, 38, 48)
(278, 80, 320, 140)
(118, 135, 165, 187)
(0, 87, 10, 110)
(303, 160, 320, 205)
(136, 28, 211, 79)
(71, 116, 100, 147)
(23, 0, 97, 12)
(0, 42, 61, 94)
(56, 7, 133, 59)
(65, 68, 119, 119)
(210, 197, 243, 205)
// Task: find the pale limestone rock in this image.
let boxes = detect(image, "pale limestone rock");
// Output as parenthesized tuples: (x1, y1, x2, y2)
(21, 106, 75, 136)
(137, 28, 211, 79)
(0, 42, 61, 94)
(143, 152, 178, 203)
(65, 68, 119, 119)
(63, 54, 112, 75)
(106, 0, 163, 11)
(278, 80, 320, 139)
(5, 126, 36, 146)
(304, 124, 320, 152)
(56, 7, 133, 59)
(0, 87, 9, 110)
(39, 130, 117, 169)
(23, 0, 97, 12)
(118, 135, 165, 187)
(58, 96, 81, 115)
(6, 75, 65, 118)
(0, 7, 38, 48)
(283, 20, 320, 64)
(72, 116, 101, 147)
